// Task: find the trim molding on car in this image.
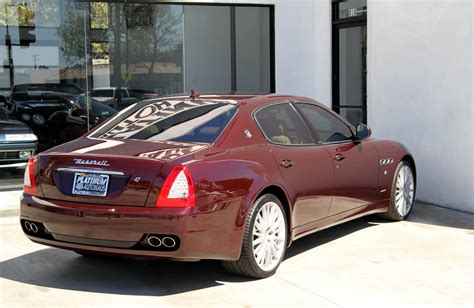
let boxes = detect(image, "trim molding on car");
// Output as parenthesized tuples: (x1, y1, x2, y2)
(55, 168, 125, 176)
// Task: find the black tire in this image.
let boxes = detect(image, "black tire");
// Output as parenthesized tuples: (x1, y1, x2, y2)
(222, 194, 288, 279)
(379, 161, 416, 221)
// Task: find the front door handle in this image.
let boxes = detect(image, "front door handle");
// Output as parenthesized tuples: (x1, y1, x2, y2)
(280, 160, 294, 168)
(335, 153, 346, 161)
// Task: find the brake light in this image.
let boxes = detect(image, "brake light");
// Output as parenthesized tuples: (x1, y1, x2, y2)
(157, 166, 196, 208)
(24, 157, 37, 196)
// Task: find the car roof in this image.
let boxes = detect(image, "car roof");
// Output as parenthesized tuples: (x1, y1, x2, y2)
(148, 93, 300, 107)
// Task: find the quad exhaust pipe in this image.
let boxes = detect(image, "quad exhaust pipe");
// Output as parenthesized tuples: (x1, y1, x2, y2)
(24, 221, 39, 233)
(147, 236, 162, 248)
(146, 235, 177, 248)
(162, 237, 177, 248)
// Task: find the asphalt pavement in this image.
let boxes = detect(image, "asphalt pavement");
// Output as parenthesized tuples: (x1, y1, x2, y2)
(1, 190, 472, 307)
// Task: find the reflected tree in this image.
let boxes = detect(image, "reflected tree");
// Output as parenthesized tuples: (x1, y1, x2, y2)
(57, 2, 182, 77)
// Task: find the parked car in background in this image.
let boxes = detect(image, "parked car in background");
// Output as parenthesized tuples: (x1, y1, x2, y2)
(6, 83, 83, 110)
(0, 106, 37, 169)
(91, 87, 159, 110)
(7, 84, 117, 150)
(91, 87, 138, 110)
(20, 93, 416, 279)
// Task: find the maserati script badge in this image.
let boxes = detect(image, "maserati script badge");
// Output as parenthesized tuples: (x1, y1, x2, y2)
(73, 159, 110, 166)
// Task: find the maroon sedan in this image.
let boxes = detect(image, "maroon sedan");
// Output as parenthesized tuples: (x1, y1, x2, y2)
(20, 94, 416, 278)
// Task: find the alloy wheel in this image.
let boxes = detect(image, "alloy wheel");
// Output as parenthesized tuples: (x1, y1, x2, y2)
(251, 201, 286, 272)
(395, 165, 415, 217)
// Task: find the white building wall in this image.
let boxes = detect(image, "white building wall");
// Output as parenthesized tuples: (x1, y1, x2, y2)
(367, 0, 473, 212)
(169, 0, 473, 212)
(275, 0, 332, 107)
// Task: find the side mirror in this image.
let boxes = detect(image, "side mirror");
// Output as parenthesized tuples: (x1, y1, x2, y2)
(356, 123, 371, 140)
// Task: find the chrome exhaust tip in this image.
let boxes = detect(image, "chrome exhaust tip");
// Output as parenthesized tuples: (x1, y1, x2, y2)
(147, 236, 162, 248)
(24, 221, 32, 232)
(162, 236, 176, 248)
(30, 222, 38, 233)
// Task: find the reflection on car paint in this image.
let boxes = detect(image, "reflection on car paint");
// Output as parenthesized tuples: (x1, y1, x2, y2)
(138, 144, 207, 161)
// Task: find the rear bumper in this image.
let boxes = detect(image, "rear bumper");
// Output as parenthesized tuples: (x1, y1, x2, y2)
(20, 194, 243, 261)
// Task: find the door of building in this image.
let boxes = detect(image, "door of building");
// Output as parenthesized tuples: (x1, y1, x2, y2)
(332, 0, 367, 126)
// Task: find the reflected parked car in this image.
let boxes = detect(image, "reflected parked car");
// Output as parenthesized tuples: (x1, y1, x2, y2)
(91, 87, 138, 110)
(0, 107, 37, 169)
(20, 94, 416, 278)
(7, 84, 117, 150)
(91, 87, 159, 110)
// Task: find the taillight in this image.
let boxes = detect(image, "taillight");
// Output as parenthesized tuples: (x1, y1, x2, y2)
(24, 157, 37, 196)
(157, 166, 196, 208)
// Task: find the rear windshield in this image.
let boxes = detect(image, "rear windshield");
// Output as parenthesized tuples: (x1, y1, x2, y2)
(90, 99, 237, 144)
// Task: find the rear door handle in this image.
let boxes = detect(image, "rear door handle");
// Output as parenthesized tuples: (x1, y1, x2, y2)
(280, 160, 294, 168)
(335, 154, 346, 161)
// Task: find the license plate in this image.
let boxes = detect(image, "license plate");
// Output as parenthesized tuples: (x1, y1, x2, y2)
(72, 173, 110, 197)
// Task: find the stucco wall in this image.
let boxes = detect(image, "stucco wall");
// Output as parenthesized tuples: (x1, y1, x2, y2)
(167, 0, 473, 212)
(275, 0, 332, 107)
(367, 0, 473, 212)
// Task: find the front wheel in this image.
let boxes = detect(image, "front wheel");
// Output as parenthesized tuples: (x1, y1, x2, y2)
(380, 161, 416, 221)
(222, 194, 288, 278)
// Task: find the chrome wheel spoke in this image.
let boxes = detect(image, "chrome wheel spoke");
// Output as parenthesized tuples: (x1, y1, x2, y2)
(252, 201, 286, 272)
(394, 165, 414, 217)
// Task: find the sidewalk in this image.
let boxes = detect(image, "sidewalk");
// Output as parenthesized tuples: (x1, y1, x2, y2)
(1, 191, 473, 306)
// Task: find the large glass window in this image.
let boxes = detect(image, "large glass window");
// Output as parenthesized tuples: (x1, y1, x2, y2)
(332, 0, 367, 126)
(0, 1, 272, 143)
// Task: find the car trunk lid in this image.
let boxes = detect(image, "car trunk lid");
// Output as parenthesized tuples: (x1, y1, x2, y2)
(37, 139, 207, 206)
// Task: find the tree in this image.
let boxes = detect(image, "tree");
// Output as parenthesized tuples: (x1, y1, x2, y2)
(57, 2, 182, 75)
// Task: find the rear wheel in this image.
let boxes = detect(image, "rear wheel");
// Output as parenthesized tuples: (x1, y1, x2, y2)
(380, 161, 416, 221)
(222, 194, 287, 278)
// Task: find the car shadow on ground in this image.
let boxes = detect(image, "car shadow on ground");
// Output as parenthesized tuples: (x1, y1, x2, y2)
(2, 203, 470, 296)
(0, 217, 377, 296)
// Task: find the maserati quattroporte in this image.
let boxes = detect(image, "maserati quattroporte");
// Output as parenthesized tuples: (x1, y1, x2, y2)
(20, 94, 416, 278)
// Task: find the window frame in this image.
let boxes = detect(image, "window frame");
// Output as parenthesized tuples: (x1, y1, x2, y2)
(252, 101, 316, 147)
(292, 101, 357, 145)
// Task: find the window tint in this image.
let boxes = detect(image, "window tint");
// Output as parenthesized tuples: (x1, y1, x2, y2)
(255, 103, 313, 145)
(91, 100, 237, 144)
(296, 103, 353, 143)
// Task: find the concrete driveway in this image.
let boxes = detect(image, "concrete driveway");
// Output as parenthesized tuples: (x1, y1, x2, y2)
(1, 191, 472, 307)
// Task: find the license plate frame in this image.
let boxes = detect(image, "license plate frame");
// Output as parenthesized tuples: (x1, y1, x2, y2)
(72, 173, 110, 197)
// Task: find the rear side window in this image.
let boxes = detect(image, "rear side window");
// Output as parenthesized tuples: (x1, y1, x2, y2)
(295, 103, 353, 143)
(255, 103, 313, 145)
(91, 99, 237, 144)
